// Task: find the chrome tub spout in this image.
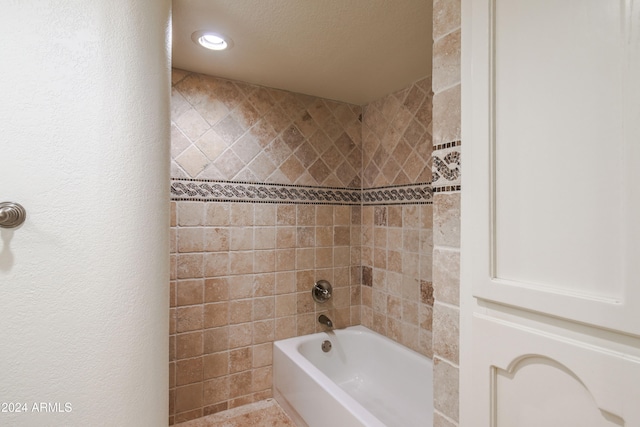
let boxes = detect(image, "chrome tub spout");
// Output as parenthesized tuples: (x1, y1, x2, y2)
(318, 314, 333, 328)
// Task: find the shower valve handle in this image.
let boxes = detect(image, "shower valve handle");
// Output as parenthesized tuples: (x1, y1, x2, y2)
(312, 280, 332, 303)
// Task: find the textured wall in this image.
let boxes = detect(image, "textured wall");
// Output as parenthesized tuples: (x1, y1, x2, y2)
(431, 0, 462, 425)
(0, 1, 170, 425)
(360, 77, 434, 356)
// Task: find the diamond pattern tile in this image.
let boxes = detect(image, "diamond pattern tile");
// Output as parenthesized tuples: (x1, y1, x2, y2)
(362, 76, 433, 187)
(171, 70, 363, 188)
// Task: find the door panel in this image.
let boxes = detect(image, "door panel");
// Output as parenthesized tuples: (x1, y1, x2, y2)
(472, 315, 640, 426)
(494, 0, 630, 302)
(472, 0, 640, 336)
(461, 0, 640, 424)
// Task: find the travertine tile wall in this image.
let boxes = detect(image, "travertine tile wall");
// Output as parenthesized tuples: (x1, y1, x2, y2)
(362, 77, 433, 188)
(169, 67, 437, 424)
(171, 69, 362, 188)
(169, 70, 363, 424)
(169, 201, 361, 424)
(431, 0, 462, 426)
(360, 78, 435, 356)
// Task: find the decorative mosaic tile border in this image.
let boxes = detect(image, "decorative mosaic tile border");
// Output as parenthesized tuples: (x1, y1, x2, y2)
(433, 185, 461, 193)
(362, 183, 432, 205)
(171, 179, 433, 205)
(432, 140, 461, 190)
(171, 178, 361, 205)
(433, 141, 461, 151)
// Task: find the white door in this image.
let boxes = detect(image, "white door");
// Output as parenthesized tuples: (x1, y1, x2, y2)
(461, 0, 640, 425)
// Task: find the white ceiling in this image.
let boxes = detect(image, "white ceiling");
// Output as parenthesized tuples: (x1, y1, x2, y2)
(172, 0, 433, 105)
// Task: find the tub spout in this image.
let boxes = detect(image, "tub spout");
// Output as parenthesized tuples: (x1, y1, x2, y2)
(318, 314, 333, 328)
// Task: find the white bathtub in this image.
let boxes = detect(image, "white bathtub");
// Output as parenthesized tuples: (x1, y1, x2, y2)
(273, 325, 433, 427)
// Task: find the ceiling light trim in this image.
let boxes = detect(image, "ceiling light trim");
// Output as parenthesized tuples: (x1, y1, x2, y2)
(191, 30, 233, 51)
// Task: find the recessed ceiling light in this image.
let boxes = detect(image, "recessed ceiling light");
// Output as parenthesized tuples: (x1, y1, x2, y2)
(191, 31, 233, 51)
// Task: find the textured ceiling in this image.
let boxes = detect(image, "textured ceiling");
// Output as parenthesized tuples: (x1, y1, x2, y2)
(172, 0, 433, 105)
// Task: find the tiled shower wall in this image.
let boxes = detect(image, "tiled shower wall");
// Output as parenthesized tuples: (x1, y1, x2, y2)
(169, 69, 364, 424)
(360, 77, 435, 356)
(169, 201, 361, 424)
(170, 69, 362, 187)
(431, 0, 462, 425)
(168, 68, 436, 424)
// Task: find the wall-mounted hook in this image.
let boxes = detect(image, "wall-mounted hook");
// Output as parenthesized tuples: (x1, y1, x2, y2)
(0, 202, 26, 229)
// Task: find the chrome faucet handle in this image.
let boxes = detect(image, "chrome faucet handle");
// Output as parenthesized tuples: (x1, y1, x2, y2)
(316, 285, 330, 297)
(312, 280, 332, 303)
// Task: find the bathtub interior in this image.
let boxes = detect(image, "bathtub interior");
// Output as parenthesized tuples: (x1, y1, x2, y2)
(275, 326, 433, 427)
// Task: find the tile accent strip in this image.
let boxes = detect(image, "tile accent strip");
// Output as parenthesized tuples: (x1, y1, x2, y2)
(433, 185, 461, 193)
(171, 179, 433, 205)
(362, 182, 432, 205)
(433, 140, 461, 151)
(171, 178, 361, 205)
(432, 140, 461, 190)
